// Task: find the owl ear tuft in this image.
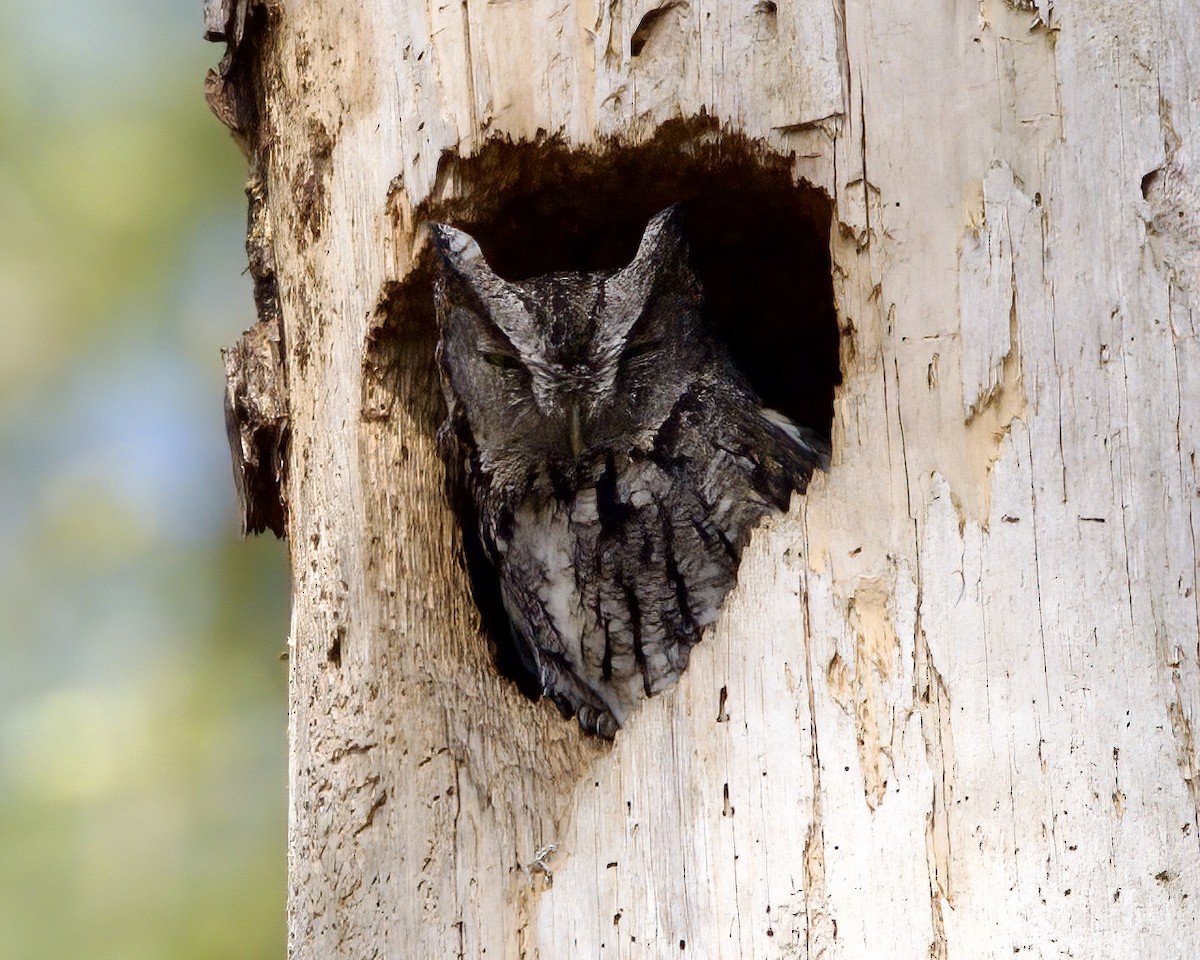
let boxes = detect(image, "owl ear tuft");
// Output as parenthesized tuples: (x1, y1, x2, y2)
(430, 223, 499, 285)
(629, 204, 686, 270)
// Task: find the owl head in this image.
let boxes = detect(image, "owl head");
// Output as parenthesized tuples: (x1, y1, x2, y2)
(431, 208, 711, 471)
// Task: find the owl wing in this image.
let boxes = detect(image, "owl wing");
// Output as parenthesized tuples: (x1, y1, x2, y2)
(438, 406, 546, 701)
(549, 377, 826, 726)
(534, 373, 830, 732)
(647, 366, 828, 556)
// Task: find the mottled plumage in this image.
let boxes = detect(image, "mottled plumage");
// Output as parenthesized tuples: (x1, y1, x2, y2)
(432, 208, 827, 737)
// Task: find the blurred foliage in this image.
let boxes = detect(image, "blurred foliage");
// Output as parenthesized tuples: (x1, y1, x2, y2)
(0, 2, 288, 958)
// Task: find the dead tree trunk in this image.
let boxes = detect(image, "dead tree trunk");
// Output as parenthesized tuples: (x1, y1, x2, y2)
(209, 0, 1200, 956)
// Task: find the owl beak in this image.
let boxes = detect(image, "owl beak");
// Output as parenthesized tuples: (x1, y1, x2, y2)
(569, 403, 584, 458)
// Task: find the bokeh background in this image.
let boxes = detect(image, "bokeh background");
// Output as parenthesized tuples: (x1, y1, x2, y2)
(0, 3, 289, 957)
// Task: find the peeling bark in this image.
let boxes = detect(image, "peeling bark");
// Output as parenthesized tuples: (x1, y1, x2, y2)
(223, 316, 287, 537)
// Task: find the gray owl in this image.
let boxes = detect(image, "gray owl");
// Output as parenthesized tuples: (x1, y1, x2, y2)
(432, 207, 827, 738)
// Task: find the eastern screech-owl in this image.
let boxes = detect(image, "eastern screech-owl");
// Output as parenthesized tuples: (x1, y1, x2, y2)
(432, 207, 827, 738)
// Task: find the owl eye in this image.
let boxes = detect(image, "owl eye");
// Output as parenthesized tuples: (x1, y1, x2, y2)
(480, 350, 523, 372)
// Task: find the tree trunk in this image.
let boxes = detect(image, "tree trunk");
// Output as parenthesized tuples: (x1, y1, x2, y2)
(209, 0, 1200, 956)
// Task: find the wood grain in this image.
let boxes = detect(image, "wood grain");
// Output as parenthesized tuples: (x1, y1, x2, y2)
(209, 0, 1200, 955)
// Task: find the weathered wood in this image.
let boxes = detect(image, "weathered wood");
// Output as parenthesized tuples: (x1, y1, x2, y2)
(209, 0, 1200, 956)
(202, 0, 233, 42)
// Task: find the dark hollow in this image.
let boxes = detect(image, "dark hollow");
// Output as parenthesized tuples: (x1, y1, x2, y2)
(418, 118, 841, 444)
(377, 117, 841, 703)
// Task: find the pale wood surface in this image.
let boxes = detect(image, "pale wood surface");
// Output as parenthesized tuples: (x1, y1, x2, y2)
(213, 0, 1200, 955)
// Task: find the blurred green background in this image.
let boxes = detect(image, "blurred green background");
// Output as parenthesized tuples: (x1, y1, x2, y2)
(0, 2, 289, 957)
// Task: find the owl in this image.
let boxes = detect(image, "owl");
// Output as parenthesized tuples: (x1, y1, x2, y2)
(432, 207, 827, 737)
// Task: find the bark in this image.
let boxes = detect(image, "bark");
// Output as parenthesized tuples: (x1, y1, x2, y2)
(210, 0, 1200, 956)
